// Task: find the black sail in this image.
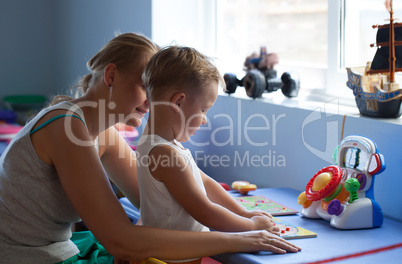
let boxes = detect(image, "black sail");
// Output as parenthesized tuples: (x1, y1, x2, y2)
(370, 24, 402, 71)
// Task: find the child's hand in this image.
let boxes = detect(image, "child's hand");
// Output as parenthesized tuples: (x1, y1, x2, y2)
(250, 215, 280, 236)
(241, 209, 272, 219)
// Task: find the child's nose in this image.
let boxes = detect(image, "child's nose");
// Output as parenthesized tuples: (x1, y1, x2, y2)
(202, 116, 207, 125)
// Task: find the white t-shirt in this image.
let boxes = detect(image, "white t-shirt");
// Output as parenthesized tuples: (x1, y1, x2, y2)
(137, 134, 209, 232)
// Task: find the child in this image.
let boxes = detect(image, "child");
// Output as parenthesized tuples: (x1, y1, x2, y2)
(137, 46, 295, 263)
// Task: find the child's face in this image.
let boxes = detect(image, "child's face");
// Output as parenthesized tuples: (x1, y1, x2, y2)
(176, 82, 218, 142)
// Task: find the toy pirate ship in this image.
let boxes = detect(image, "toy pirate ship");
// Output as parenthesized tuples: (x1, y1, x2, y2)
(346, 0, 402, 118)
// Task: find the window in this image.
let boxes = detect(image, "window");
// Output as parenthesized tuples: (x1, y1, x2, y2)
(152, 0, 400, 97)
(215, 0, 328, 90)
(343, 0, 402, 68)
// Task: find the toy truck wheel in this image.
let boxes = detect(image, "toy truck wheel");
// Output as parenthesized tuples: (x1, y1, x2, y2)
(281, 72, 300, 98)
(224, 73, 241, 94)
(244, 69, 266, 98)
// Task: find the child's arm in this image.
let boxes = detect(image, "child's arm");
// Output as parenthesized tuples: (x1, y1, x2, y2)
(201, 171, 274, 219)
(148, 145, 277, 233)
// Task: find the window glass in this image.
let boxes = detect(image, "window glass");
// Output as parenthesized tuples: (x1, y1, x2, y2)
(216, 0, 328, 87)
(344, 0, 402, 68)
(154, 0, 402, 94)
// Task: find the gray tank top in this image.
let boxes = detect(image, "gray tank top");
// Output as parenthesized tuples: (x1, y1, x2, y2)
(0, 101, 86, 264)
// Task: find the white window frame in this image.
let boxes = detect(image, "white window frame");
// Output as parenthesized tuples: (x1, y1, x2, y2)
(152, 0, 352, 101)
(327, 0, 347, 95)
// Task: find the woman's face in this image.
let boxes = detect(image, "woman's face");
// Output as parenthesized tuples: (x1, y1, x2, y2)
(112, 62, 150, 128)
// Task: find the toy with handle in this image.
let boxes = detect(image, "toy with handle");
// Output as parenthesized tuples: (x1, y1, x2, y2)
(298, 135, 385, 229)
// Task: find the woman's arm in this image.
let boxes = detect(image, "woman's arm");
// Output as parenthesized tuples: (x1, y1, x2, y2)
(98, 126, 140, 208)
(121, 228, 300, 261)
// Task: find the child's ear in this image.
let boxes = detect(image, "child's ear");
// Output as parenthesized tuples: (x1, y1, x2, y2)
(171, 92, 185, 112)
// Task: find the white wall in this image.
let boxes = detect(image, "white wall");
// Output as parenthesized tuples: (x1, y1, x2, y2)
(0, 1, 56, 103)
(0, 0, 152, 107)
(53, 0, 152, 94)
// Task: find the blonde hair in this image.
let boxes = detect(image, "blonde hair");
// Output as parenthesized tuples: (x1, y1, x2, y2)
(50, 32, 159, 106)
(142, 46, 223, 102)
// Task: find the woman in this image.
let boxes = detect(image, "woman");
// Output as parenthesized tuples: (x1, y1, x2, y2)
(0, 33, 300, 264)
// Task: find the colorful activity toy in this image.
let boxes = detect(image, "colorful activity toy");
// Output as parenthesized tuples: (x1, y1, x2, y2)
(297, 135, 385, 229)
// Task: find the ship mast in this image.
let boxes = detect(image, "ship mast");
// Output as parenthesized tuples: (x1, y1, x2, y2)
(389, 0, 396, 83)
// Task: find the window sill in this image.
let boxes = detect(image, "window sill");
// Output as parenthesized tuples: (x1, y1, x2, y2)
(219, 88, 402, 126)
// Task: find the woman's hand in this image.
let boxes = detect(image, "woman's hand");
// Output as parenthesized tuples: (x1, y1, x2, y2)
(241, 209, 273, 219)
(230, 230, 301, 254)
